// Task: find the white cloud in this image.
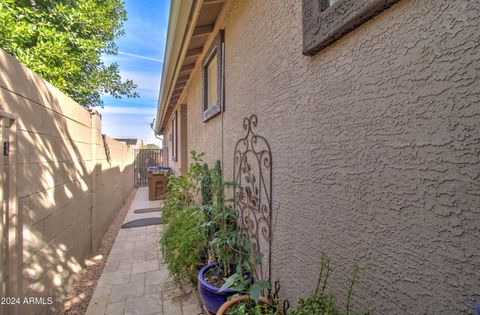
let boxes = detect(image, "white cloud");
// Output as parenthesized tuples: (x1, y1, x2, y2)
(117, 51, 163, 63)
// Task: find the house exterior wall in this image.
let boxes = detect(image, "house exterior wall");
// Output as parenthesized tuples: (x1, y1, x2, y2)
(162, 0, 480, 313)
(166, 99, 217, 175)
(179, 104, 189, 173)
(0, 49, 134, 314)
(164, 114, 182, 174)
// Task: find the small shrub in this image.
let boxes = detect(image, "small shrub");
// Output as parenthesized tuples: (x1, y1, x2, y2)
(202, 159, 239, 275)
(288, 253, 368, 315)
(160, 151, 207, 282)
(161, 204, 205, 282)
(161, 152, 241, 287)
(227, 300, 280, 315)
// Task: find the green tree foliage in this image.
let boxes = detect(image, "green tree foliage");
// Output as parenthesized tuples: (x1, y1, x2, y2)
(0, 0, 139, 107)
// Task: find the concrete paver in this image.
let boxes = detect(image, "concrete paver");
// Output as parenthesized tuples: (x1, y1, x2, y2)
(105, 301, 125, 315)
(86, 188, 203, 315)
(125, 294, 163, 315)
(131, 259, 159, 275)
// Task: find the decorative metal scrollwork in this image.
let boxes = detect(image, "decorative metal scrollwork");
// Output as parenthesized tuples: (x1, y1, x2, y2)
(233, 114, 272, 284)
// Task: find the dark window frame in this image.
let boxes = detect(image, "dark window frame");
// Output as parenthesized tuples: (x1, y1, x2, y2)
(202, 30, 224, 122)
(302, 0, 400, 56)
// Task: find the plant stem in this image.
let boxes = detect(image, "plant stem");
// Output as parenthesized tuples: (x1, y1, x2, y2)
(346, 265, 359, 315)
(315, 252, 325, 295)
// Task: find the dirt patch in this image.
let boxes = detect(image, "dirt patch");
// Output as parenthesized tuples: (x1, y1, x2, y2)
(204, 265, 229, 288)
(57, 188, 137, 315)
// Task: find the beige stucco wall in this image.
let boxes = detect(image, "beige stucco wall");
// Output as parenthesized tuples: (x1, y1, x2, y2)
(164, 116, 180, 173)
(164, 103, 195, 175)
(163, 0, 480, 313)
(0, 49, 134, 314)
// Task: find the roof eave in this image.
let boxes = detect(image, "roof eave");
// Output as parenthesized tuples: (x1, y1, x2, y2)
(155, 0, 197, 134)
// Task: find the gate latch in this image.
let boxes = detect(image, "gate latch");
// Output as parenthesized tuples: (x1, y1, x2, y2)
(3, 141, 9, 156)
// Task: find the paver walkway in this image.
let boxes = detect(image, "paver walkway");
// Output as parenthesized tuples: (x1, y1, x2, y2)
(86, 188, 203, 315)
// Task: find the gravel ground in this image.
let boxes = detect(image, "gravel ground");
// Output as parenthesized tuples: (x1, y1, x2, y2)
(57, 188, 137, 315)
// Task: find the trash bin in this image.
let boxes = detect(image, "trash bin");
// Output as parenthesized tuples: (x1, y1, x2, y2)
(147, 167, 171, 201)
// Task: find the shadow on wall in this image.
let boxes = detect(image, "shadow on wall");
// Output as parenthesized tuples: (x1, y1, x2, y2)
(0, 49, 134, 314)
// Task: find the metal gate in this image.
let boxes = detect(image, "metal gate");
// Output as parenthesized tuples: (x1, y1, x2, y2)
(134, 149, 164, 187)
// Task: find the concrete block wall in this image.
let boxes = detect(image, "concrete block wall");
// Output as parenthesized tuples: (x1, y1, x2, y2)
(0, 49, 135, 314)
(92, 135, 134, 251)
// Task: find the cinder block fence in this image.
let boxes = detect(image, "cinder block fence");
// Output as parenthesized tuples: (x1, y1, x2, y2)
(0, 49, 135, 314)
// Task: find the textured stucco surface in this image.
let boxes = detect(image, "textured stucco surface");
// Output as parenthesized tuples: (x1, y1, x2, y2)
(162, 0, 480, 313)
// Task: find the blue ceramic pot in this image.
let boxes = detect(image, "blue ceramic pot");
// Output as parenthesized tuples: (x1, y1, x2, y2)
(198, 263, 238, 314)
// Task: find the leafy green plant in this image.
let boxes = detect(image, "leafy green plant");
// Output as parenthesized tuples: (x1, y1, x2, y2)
(208, 188, 238, 274)
(218, 242, 281, 315)
(161, 154, 240, 286)
(214, 160, 223, 214)
(161, 204, 205, 282)
(288, 253, 368, 315)
(164, 157, 280, 313)
(220, 262, 270, 303)
(200, 160, 238, 275)
(227, 300, 280, 315)
(160, 151, 207, 282)
(161, 152, 240, 284)
(162, 151, 204, 223)
(200, 163, 215, 250)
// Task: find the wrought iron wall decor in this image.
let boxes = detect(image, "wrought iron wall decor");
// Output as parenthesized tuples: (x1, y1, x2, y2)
(233, 114, 272, 284)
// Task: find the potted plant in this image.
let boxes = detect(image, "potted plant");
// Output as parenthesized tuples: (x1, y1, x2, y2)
(198, 262, 240, 314)
(216, 274, 277, 314)
(217, 295, 275, 315)
(197, 161, 241, 314)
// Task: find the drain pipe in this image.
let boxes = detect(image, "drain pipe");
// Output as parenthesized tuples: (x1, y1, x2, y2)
(151, 118, 165, 148)
(221, 35, 225, 186)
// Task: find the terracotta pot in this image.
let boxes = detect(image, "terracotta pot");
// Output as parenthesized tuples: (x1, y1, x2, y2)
(216, 296, 271, 315)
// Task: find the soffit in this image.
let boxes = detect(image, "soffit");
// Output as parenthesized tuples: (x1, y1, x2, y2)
(156, 0, 226, 133)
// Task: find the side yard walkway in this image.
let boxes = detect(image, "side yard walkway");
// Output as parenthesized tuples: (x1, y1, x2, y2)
(86, 188, 202, 315)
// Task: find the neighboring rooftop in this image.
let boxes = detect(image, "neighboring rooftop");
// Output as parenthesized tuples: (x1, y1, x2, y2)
(115, 138, 144, 147)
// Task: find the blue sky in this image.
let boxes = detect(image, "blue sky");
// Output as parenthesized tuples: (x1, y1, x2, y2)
(99, 0, 170, 146)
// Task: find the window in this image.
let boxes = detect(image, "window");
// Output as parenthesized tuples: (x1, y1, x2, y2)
(171, 111, 178, 162)
(202, 31, 224, 122)
(207, 55, 218, 109)
(318, 0, 338, 10)
(302, 0, 400, 55)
